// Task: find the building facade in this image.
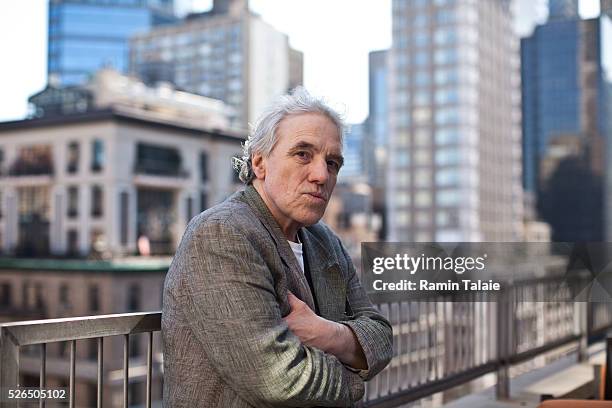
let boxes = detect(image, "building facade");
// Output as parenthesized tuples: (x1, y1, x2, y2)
(48, 0, 176, 86)
(0, 110, 244, 257)
(365, 50, 390, 190)
(0, 258, 168, 407)
(522, 4, 611, 241)
(129, 0, 303, 129)
(387, 0, 522, 242)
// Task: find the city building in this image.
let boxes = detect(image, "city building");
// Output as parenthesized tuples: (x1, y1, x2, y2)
(365, 49, 390, 239)
(522, 2, 611, 241)
(0, 258, 169, 407)
(0, 101, 244, 258)
(387, 0, 522, 242)
(365, 49, 390, 192)
(29, 68, 234, 130)
(548, 0, 579, 20)
(129, 0, 303, 129)
(604, 0, 612, 17)
(322, 182, 381, 271)
(340, 122, 368, 182)
(48, 0, 176, 86)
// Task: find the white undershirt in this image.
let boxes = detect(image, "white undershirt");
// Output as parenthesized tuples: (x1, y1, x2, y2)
(288, 238, 305, 274)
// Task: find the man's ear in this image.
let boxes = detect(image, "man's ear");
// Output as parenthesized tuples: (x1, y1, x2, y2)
(251, 153, 266, 179)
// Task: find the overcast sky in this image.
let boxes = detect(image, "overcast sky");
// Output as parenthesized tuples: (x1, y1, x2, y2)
(0, 0, 601, 124)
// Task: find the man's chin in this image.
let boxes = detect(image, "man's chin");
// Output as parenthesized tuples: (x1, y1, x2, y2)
(297, 212, 325, 227)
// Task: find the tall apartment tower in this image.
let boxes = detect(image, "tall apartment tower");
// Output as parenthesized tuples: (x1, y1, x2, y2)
(548, 0, 579, 20)
(129, 0, 303, 130)
(47, 0, 176, 86)
(387, 0, 522, 242)
(522, 3, 611, 241)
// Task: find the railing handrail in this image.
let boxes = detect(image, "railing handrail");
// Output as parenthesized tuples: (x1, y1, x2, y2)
(0, 311, 161, 347)
(1, 294, 611, 407)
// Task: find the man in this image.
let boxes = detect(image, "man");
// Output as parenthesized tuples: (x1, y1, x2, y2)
(163, 87, 393, 407)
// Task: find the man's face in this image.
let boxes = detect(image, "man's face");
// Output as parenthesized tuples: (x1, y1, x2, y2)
(252, 112, 343, 240)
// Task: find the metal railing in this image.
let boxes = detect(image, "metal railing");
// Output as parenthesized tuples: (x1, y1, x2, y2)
(0, 312, 160, 408)
(1, 276, 611, 408)
(362, 274, 612, 407)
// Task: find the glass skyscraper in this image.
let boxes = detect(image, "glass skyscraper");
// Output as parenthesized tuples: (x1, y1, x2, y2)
(522, 4, 611, 241)
(47, 0, 175, 85)
(366, 50, 389, 191)
(521, 18, 581, 194)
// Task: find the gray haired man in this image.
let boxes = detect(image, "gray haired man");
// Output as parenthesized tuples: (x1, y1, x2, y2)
(163, 88, 393, 407)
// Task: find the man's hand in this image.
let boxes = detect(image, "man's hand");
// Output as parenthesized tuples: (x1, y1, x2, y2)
(283, 291, 368, 370)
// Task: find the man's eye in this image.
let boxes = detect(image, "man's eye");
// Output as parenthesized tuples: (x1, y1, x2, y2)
(295, 151, 310, 160)
(327, 161, 340, 171)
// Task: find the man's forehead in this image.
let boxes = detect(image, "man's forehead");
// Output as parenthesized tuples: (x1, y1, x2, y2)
(276, 113, 342, 148)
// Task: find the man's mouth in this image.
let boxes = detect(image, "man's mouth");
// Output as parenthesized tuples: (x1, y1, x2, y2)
(305, 192, 327, 202)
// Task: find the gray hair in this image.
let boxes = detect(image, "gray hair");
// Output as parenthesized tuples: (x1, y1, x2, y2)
(233, 86, 345, 184)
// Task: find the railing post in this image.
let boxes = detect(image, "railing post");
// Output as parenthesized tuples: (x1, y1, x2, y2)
(0, 326, 19, 408)
(575, 302, 589, 362)
(496, 287, 513, 400)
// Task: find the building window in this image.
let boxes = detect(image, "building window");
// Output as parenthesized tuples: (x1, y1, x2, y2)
(135, 143, 183, 177)
(200, 192, 208, 213)
(10, 145, 53, 176)
(436, 169, 460, 187)
(437, 190, 461, 206)
(34, 283, 44, 310)
(67, 142, 79, 174)
(435, 148, 460, 166)
(89, 284, 99, 312)
(435, 129, 461, 145)
(22, 282, 30, 309)
(415, 191, 432, 207)
(0, 283, 11, 308)
(414, 211, 431, 227)
(91, 139, 104, 172)
(127, 284, 140, 312)
(67, 186, 78, 218)
(414, 71, 431, 87)
(91, 185, 103, 217)
(414, 169, 431, 187)
(59, 283, 70, 308)
(67, 229, 78, 256)
(200, 152, 209, 182)
(120, 191, 129, 246)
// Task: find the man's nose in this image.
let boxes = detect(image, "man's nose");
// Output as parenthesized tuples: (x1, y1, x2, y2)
(308, 157, 329, 184)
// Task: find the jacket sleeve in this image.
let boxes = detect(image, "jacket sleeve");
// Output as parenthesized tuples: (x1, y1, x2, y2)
(174, 217, 364, 407)
(336, 238, 394, 381)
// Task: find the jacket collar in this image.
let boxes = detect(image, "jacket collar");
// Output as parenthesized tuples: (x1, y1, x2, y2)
(242, 185, 317, 310)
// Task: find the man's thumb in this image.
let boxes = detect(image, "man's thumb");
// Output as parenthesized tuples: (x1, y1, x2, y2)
(287, 291, 302, 307)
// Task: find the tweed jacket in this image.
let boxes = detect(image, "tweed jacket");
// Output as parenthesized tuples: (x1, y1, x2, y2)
(162, 185, 393, 407)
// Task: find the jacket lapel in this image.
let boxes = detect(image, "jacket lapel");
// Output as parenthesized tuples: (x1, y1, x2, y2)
(300, 227, 347, 320)
(242, 186, 316, 311)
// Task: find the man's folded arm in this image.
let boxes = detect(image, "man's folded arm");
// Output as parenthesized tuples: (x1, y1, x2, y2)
(176, 218, 364, 407)
(336, 238, 394, 381)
